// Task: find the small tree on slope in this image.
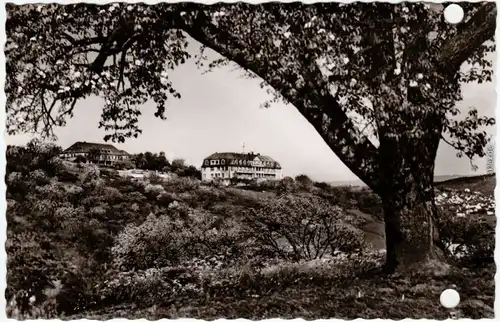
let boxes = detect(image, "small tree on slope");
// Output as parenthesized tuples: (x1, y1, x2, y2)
(5, 2, 496, 273)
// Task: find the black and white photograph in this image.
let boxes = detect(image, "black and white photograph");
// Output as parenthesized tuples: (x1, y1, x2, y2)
(3, 1, 497, 319)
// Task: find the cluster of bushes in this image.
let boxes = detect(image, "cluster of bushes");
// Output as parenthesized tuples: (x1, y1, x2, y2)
(438, 209, 494, 265)
(5, 139, 495, 318)
(131, 152, 201, 179)
(6, 148, 370, 317)
(243, 195, 365, 261)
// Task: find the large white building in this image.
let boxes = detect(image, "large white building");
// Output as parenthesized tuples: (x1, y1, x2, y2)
(201, 152, 282, 183)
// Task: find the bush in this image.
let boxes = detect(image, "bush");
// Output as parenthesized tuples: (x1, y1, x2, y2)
(164, 176, 200, 193)
(439, 212, 494, 265)
(101, 186, 124, 204)
(147, 171, 163, 184)
(277, 177, 298, 194)
(176, 165, 202, 179)
(111, 213, 188, 270)
(294, 174, 313, 191)
(29, 169, 51, 185)
(243, 194, 365, 261)
(7, 140, 63, 177)
(314, 181, 331, 190)
(57, 169, 79, 183)
(81, 164, 100, 183)
(74, 155, 87, 164)
(6, 231, 68, 316)
(114, 160, 134, 170)
(144, 183, 165, 199)
(100, 168, 119, 179)
(353, 189, 383, 219)
(111, 209, 248, 271)
(6, 172, 35, 199)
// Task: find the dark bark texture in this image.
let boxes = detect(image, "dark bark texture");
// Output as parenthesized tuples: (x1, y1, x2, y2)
(378, 129, 449, 273)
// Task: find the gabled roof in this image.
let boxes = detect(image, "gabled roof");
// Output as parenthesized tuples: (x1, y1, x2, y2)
(62, 141, 129, 155)
(203, 152, 281, 169)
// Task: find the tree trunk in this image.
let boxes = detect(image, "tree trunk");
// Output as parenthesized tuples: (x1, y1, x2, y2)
(378, 132, 449, 274)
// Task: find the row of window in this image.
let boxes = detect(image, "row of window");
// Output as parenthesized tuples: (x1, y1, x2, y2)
(204, 159, 275, 167)
(204, 172, 277, 179)
(204, 166, 278, 173)
(62, 153, 127, 160)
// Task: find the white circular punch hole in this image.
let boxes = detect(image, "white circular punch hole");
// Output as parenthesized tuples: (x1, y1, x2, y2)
(444, 4, 464, 24)
(440, 289, 461, 308)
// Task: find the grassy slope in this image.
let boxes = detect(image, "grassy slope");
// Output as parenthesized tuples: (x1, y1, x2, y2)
(76, 267, 494, 320)
(66, 172, 495, 319)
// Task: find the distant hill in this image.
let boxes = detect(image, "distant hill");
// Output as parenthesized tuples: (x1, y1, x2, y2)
(328, 174, 495, 196)
(434, 174, 471, 182)
(435, 173, 496, 196)
(327, 180, 367, 187)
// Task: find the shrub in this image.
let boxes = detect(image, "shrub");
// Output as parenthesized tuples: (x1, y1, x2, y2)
(6, 231, 68, 316)
(63, 185, 84, 198)
(439, 212, 494, 265)
(277, 177, 297, 194)
(314, 181, 331, 190)
(156, 192, 177, 207)
(127, 191, 148, 203)
(57, 169, 79, 183)
(243, 194, 365, 261)
(97, 266, 203, 308)
(29, 169, 51, 185)
(112, 209, 247, 271)
(144, 183, 165, 199)
(100, 168, 119, 179)
(6, 172, 35, 199)
(81, 164, 100, 183)
(101, 186, 124, 204)
(111, 213, 186, 270)
(294, 174, 313, 191)
(74, 155, 87, 164)
(256, 179, 280, 191)
(352, 188, 383, 217)
(164, 176, 200, 193)
(147, 171, 163, 184)
(7, 140, 64, 177)
(114, 160, 134, 170)
(184, 165, 202, 179)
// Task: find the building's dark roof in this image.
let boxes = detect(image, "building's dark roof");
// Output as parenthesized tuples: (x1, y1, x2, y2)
(202, 152, 282, 169)
(62, 141, 129, 155)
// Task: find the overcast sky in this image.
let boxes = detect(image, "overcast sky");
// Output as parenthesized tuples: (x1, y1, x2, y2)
(6, 38, 496, 182)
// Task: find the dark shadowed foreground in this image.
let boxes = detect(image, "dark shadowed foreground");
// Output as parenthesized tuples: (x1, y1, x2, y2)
(6, 143, 495, 319)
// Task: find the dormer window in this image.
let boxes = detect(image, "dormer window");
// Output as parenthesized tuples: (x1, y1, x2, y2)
(205, 160, 209, 165)
(215, 160, 219, 165)
(221, 159, 225, 165)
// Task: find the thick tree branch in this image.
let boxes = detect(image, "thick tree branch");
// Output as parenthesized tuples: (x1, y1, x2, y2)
(438, 2, 496, 74)
(178, 9, 381, 191)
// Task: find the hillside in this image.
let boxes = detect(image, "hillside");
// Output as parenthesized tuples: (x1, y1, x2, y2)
(5, 147, 495, 319)
(436, 173, 496, 196)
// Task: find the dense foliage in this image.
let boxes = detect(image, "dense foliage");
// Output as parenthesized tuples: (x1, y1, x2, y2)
(5, 3, 495, 176)
(6, 3, 496, 271)
(132, 152, 201, 178)
(5, 140, 495, 319)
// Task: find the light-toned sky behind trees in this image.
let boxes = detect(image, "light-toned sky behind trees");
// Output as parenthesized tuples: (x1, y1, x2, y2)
(6, 37, 496, 183)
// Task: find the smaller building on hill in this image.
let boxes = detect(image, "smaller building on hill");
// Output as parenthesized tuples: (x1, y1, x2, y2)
(201, 152, 283, 184)
(60, 141, 130, 166)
